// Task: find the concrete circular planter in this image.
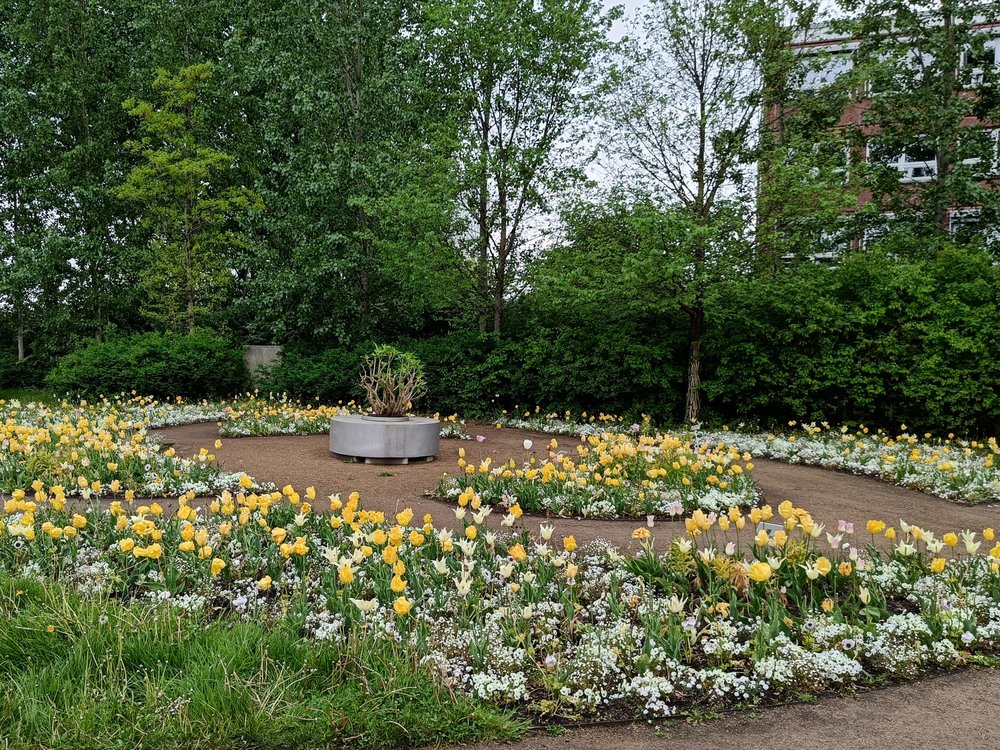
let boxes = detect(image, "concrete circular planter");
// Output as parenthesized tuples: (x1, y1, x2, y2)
(329, 414, 440, 464)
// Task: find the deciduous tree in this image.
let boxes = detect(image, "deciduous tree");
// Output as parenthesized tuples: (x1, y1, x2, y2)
(115, 64, 262, 333)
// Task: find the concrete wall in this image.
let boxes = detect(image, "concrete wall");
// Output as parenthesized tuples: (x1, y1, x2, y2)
(244, 345, 283, 382)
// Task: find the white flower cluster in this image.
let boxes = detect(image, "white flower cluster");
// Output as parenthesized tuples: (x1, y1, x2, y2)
(703, 427, 1000, 504)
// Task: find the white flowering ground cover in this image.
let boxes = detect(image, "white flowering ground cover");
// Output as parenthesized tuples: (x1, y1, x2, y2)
(699, 423, 1000, 505)
(493, 408, 643, 437)
(440, 432, 758, 518)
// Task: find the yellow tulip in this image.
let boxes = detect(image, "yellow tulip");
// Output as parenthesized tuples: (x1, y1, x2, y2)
(747, 561, 772, 582)
(815, 556, 832, 576)
(866, 519, 886, 535)
(338, 564, 354, 585)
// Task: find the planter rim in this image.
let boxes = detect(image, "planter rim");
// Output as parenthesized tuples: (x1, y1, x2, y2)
(361, 415, 410, 423)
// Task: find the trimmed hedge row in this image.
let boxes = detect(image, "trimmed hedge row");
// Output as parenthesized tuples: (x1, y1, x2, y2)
(36, 248, 1000, 435)
(45, 331, 249, 398)
(266, 248, 1000, 434)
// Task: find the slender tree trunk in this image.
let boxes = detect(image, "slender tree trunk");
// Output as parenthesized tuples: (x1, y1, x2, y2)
(684, 305, 705, 423)
(16, 322, 25, 362)
(493, 194, 508, 333)
(187, 243, 195, 334)
(94, 267, 104, 341)
(492, 289, 503, 333)
(476, 148, 490, 333)
(934, 0, 957, 233)
(476, 68, 493, 333)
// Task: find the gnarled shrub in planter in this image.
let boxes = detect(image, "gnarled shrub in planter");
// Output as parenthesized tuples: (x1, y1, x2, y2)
(330, 346, 439, 463)
(360, 345, 426, 418)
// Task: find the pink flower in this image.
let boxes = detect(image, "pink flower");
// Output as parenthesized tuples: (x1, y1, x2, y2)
(476, 435, 486, 443)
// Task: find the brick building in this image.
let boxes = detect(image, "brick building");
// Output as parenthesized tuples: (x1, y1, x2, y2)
(779, 16, 1000, 254)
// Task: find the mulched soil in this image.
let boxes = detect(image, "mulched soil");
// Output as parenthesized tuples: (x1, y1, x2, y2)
(153, 421, 1000, 750)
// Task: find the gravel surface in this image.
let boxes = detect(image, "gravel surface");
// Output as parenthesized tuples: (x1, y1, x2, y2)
(464, 668, 1000, 750)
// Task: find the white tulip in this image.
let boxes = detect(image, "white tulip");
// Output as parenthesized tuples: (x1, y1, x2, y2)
(350, 598, 378, 613)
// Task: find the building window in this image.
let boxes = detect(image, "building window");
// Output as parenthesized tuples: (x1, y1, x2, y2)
(799, 50, 854, 91)
(962, 35, 1000, 87)
(948, 208, 980, 235)
(863, 214, 895, 249)
(878, 142, 937, 182)
(960, 128, 1000, 176)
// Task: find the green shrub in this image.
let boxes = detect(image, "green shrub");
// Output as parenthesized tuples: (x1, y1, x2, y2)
(704, 247, 1000, 434)
(505, 315, 687, 423)
(263, 346, 367, 403)
(0, 350, 38, 388)
(400, 333, 513, 416)
(45, 331, 249, 398)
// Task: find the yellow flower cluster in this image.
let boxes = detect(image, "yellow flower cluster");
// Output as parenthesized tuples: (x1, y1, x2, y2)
(451, 431, 756, 518)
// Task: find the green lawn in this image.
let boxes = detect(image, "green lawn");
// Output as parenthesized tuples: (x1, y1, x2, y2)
(0, 576, 526, 750)
(0, 388, 58, 405)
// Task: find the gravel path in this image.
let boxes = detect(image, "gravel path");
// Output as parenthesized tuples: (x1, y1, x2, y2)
(158, 421, 1000, 545)
(155, 421, 1000, 750)
(466, 668, 1000, 750)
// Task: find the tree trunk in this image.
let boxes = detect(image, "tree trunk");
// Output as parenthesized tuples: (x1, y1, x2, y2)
(492, 293, 503, 333)
(476, 171, 490, 333)
(477, 230, 489, 333)
(684, 305, 705, 423)
(16, 325, 25, 362)
(934, 1, 957, 233)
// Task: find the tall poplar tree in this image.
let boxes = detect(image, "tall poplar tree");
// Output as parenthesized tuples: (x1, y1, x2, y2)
(115, 64, 262, 334)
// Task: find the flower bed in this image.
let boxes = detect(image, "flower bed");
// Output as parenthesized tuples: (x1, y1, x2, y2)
(0, 396, 256, 497)
(703, 423, 1000, 504)
(219, 394, 471, 439)
(493, 407, 641, 437)
(219, 395, 353, 436)
(2, 482, 999, 731)
(440, 431, 758, 518)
